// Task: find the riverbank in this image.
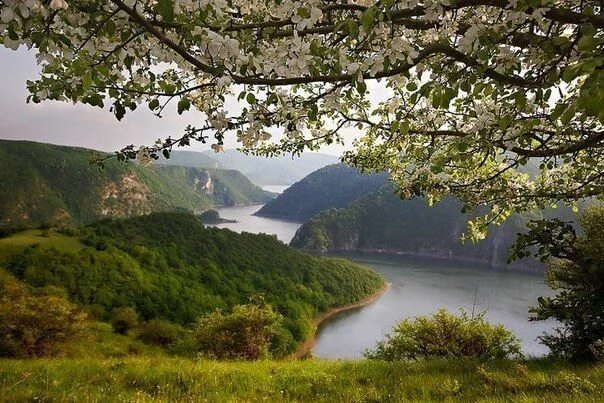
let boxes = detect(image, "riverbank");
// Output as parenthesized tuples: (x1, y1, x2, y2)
(292, 282, 391, 359)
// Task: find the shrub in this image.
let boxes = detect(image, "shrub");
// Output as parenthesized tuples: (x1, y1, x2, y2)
(0, 281, 88, 357)
(111, 307, 139, 335)
(364, 309, 522, 361)
(138, 319, 182, 347)
(194, 299, 284, 360)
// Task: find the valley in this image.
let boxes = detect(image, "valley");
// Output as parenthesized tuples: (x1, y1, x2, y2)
(212, 204, 554, 357)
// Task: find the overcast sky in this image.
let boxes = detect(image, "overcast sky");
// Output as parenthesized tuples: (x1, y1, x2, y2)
(1, 47, 355, 156)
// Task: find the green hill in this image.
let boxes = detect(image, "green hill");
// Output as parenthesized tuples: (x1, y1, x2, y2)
(0, 212, 384, 355)
(258, 166, 568, 268)
(256, 164, 388, 221)
(0, 140, 274, 232)
(291, 187, 540, 268)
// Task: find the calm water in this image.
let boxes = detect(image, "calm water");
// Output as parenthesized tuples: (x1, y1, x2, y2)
(211, 203, 553, 358)
(208, 204, 302, 243)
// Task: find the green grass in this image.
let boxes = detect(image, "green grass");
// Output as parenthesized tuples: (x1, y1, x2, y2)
(0, 230, 82, 261)
(0, 357, 601, 402)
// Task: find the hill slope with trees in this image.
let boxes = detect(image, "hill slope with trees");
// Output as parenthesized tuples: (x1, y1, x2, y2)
(256, 164, 387, 221)
(1, 212, 384, 356)
(290, 186, 548, 268)
(0, 140, 274, 232)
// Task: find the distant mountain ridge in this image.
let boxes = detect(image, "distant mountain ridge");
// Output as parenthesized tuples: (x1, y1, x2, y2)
(157, 149, 339, 185)
(0, 140, 274, 232)
(256, 164, 388, 221)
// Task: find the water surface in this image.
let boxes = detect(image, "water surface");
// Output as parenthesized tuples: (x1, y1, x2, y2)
(211, 204, 553, 358)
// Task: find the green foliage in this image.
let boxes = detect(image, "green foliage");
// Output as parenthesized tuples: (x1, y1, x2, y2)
(138, 319, 183, 347)
(0, 140, 273, 231)
(365, 309, 522, 361)
(194, 299, 283, 360)
(511, 206, 604, 362)
(291, 185, 543, 268)
(3, 212, 383, 356)
(199, 209, 220, 223)
(0, 279, 88, 358)
(111, 307, 139, 335)
(257, 164, 387, 221)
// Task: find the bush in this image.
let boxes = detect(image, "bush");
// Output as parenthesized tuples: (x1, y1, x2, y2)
(365, 309, 522, 361)
(138, 319, 182, 347)
(194, 299, 284, 360)
(111, 307, 139, 335)
(0, 281, 88, 357)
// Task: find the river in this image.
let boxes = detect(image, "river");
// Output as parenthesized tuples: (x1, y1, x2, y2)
(210, 201, 554, 358)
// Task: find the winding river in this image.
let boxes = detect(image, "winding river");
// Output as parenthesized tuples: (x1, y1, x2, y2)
(210, 201, 554, 358)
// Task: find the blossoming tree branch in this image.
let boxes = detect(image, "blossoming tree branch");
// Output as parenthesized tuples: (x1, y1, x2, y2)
(1, 0, 603, 237)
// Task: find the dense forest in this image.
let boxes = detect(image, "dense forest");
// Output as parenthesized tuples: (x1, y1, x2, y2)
(1, 212, 383, 356)
(256, 164, 387, 221)
(0, 141, 274, 233)
(258, 164, 577, 268)
(290, 186, 565, 268)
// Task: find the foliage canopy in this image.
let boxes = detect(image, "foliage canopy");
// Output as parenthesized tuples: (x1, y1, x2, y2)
(364, 309, 522, 361)
(0, 277, 88, 358)
(511, 205, 604, 361)
(2, 212, 383, 356)
(1, 0, 603, 236)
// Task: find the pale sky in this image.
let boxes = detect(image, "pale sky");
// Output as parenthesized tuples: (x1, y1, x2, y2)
(0, 47, 357, 156)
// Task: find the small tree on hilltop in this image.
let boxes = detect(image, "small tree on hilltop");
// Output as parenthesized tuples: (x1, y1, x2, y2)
(510, 206, 604, 362)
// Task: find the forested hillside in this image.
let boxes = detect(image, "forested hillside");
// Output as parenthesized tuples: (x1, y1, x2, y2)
(256, 164, 387, 221)
(290, 187, 544, 268)
(0, 212, 384, 356)
(0, 141, 274, 232)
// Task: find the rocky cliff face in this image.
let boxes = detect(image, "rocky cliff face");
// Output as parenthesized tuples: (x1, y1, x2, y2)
(100, 174, 152, 217)
(189, 169, 214, 195)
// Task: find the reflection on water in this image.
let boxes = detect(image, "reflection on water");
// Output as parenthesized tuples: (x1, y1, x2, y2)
(211, 204, 553, 358)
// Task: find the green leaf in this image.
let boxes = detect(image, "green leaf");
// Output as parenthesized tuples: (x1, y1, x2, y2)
(157, 0, 175, 23)
(360, 8, 375, 32)
(346, 20, 359, 37)
(177, 97, 191, 114)
(148, 99, 160, 111)
(246, 93, 256, 104)
(406, 82, 418, 91)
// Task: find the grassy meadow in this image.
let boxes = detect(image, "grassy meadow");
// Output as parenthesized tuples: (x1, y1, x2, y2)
(1, 357, 602, 402)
